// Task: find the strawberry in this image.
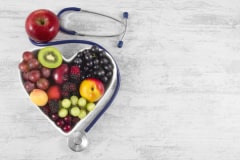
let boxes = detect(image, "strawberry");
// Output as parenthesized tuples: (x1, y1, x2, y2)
(47, 85, 61, 100)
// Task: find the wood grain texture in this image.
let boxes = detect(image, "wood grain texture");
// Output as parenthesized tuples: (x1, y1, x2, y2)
(1, 0, 240, 159)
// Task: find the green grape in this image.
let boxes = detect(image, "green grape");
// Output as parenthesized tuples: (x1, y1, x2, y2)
(58, 108, 68, 118)
(86, 102, 96, 112)
(70, 95, 78, 105)
(78, 109, 87, 119)
(61, 98, 71, 108)
(78, 97, 87, 108)
(70, 106, 80, 117)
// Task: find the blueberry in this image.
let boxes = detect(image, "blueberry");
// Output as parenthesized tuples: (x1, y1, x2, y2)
(86, 61, 93, 68)
(106, 71, 113, 78)
(101, 76, 108, 83)
(93, 59, 99, 65)
(85, 54, 93, 61)
(90, 45, 99, 53)
(97, 69, 105, 77)
(73, 58, 82, 65)
(83, 66, 89, 71)
(77, 52, 84, 58)
(93, 65, 100, 70)
(100, 57, 109, 65)
(98, 51, 105, 58)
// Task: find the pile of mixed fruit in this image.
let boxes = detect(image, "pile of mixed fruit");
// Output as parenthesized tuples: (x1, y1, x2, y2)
(18, 45, 114, 133)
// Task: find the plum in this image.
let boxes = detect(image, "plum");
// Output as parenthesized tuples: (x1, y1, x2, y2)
(52, 64, 69, 84)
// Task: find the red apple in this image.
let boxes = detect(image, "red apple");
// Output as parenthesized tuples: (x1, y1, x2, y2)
(25, 9, 59, 42)
(79, 78, 105, 102)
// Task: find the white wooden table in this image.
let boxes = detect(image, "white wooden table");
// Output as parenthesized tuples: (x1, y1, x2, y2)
(1, 0, 240, 159)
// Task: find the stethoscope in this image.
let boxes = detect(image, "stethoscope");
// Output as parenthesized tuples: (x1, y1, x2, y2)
(30, 7, 129, 48)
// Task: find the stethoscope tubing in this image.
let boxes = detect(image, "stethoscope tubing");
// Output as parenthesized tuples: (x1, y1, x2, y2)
(57, 7, 127, 38)
(29, 38, 108, 51)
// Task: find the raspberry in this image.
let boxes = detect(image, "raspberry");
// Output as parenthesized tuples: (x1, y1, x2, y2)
(70, 65, 80, 83)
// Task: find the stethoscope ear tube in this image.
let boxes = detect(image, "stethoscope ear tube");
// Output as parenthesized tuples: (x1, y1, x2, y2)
(57, 7, 128, 48)
(57, 7, 81, 36)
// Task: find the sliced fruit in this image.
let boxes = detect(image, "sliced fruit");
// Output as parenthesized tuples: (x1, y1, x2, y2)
(29, 89, 48, 106)
(38, 46, 62, 68)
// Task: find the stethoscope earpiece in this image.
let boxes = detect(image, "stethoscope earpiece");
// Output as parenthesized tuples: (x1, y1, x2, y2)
(117, 12, 128, 48)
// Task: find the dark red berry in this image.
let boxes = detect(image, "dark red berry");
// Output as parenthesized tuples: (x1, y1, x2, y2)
(64, 116, 72, 124)
(62, 124, 72, 132)
(56, 119, 65, 127)
(51, 113, 59, 121)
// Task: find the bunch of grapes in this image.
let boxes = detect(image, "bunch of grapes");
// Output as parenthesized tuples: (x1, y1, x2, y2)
(72, 46, 114, 86)
(18, 51, 51, 92)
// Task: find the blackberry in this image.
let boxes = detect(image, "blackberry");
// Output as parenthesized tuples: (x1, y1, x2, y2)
(49, 100, 59, 113)
(62, 82, 77, 92)
(71, 91, 80, 97)
(69, 82, 77, 92)
(61, 90, 70, 98)
(70, 66, 80, 83)
(41, 105, 50, 116)
(71, 117, 80, 125)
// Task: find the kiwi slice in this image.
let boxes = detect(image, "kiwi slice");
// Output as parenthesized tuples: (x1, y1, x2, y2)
(38, 47, 62, 68)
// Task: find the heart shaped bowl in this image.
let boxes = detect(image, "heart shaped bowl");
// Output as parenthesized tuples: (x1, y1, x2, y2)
(18, 45, 120, 151)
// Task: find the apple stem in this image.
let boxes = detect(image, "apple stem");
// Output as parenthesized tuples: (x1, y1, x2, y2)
(36, 18, 46, 26)
(39, 19, 45, 25)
